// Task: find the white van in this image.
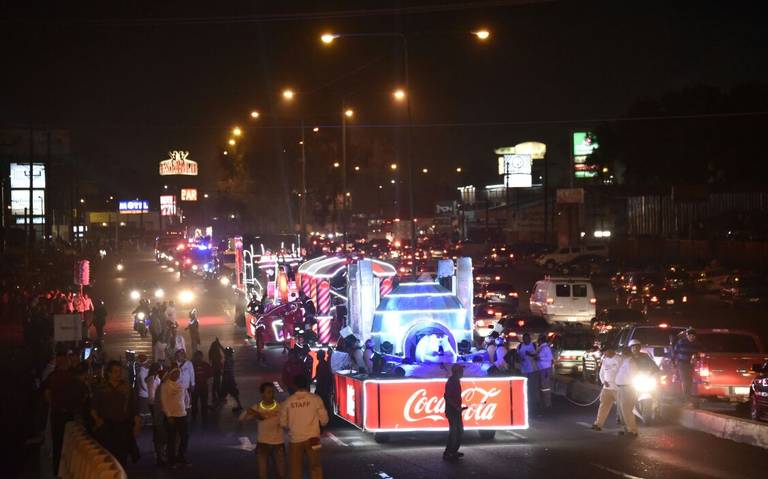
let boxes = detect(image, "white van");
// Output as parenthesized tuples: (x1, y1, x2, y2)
(529, 277, 597, 324)
(536, 244, 608, 269)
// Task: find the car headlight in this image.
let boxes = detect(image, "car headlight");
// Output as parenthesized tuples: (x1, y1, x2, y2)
(178, 290, 195, 304)
(116, 263, 124, 272)
(130, 290, 141, 301)
(632, 374, 657, 393)
(220, 276, 231, 286)
(154, 288, 164, 299)
(191, 264, 198, 271)
(137, 312, 145, 320)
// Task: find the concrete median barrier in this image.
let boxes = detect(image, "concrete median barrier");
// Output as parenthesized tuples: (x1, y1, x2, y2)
(678, 407, 768, 450)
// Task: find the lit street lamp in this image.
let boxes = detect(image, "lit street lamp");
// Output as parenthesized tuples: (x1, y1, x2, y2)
(473, 29, 491, 40)
(232, 126, 242, 137)
(228, 139, 236, 146)
(282, 88, 295, 101)
(393, 89, 406, 101)
(250, 110, 260, 119)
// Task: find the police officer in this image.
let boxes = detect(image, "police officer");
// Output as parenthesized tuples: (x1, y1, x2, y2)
(672, 328, 703, 404)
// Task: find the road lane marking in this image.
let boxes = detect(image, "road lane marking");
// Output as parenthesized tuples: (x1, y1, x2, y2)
(504, 431, 526, 439)
(324, 432, 349, 447)
(227, 436, 256, 452)
(375, 472, 393, 478)
(591, 464, 644, 479)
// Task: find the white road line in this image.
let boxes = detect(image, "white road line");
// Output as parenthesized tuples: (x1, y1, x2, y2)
(505, 431, 526, 440)
(576, 422, 594, 428)
(324, 432, 349, 447)
(375, 472, 394, 479)
(591, 464, 644, 479)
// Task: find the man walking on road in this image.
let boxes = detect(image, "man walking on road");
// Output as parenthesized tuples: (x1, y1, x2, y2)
(592, 347, 621, 431)
(443, 364, 466, 461)
(161, 368, 190, 468)
(91, 360, 141, 466)
(672, 328, 702, 405)
(280, 374, 329, 479)
(615, 340, 658, 437)
(190, 351, 212, 423)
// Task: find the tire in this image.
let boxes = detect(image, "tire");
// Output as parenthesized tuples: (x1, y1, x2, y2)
(638, 399, 654, 425)
(478, 430, 496, 440)
(373, 432, 391, 444)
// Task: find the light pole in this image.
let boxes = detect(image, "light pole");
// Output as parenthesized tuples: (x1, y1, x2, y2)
(341, 106, 354, 246)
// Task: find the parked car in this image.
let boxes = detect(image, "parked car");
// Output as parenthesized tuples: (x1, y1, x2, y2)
(529, 277, 597, 325)
(681, 329, 767, 403)
(750, 360, 768, 421)
(536, 244, 608, 269)
(719, 274, 768, 305)
(627, 285, 690, 314)
(558, 254, 617, 278)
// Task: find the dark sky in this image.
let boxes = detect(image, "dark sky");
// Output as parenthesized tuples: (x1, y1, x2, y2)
(1, 0, 767, 215)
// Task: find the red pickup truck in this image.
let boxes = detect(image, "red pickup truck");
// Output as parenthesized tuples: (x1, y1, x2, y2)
(688, 329, 768, 402)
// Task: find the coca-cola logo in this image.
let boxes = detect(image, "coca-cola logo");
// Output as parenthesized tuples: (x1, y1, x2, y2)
(403, 387, 501, 423)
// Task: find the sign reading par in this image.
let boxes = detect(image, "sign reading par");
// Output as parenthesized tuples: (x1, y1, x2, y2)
(159, 150, 198, 176)
(180, 188, 197, 202)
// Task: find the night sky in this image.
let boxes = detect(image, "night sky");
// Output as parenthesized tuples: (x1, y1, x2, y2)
(2, 0, 766, 217)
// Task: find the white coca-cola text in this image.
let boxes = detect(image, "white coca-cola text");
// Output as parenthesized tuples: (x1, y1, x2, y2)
(403, 387, 501, 423)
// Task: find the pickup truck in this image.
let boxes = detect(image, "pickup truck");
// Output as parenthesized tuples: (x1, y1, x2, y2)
(684, 329, 767, 402)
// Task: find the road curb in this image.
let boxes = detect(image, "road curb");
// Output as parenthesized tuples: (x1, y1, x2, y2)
(678, 407, 768, 449)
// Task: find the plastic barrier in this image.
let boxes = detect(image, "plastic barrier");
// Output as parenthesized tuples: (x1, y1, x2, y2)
(57, 421, 127, 479)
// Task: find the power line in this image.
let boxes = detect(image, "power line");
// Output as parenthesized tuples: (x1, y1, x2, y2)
(2, 0, 550, 27)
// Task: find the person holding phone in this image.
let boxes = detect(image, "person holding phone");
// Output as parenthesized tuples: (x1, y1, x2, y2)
(443, 364, 467, 461)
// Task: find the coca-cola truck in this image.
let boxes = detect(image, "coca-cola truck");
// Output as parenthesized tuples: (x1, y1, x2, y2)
(334, 373, 528, 442)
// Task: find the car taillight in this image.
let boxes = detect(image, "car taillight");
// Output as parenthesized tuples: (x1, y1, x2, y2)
(487, 309, 494, 315)
(650, 295, 659, 303)
(494, 276, 501, 281)
(546, 297, 554, 305)
(682, 295, 688, 303)
(589, 298, 597, 304)
(509, 292, 519, 298)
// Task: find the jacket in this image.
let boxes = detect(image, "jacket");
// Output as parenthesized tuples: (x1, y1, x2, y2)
(279, 390, 329, 443)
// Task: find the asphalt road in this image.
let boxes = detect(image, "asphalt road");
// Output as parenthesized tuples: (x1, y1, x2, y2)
(89, 252, 768, 479)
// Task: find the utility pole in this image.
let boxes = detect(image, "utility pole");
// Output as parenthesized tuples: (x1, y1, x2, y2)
(300, 119, 307, 240)
(341, 100, 348, 246)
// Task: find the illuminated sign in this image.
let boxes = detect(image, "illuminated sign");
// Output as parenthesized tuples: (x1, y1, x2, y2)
(160, 195, 177, 216)
(159, 150, 198, 176)
(498, 154, 532, 188)
(10, 163, 46, 189)
(573, 132, 598, 178)
(180, 188, 198, 201)
(495, 142, 546, 160)
(118, 200, 149, 214)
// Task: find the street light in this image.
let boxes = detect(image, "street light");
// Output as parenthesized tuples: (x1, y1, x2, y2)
(223, 151, 228, 156)
(344, 108, 354, 118)
(456, 167, 462, 173)
(333, 162, 340, 168)
(250, 110, 260, 119)
(282, 89, 295, 101)
(422, 168, 429, 174)
(313, 127, 319, 132)
(320, 33, 338, 44)
(390, 163, 398, 170)
(354, 166, 360, 171)
(393, 89, 406, 101)
(232, 126, 242, 137)
(228, 139, 236, 146)
(473, 29, 491, 40)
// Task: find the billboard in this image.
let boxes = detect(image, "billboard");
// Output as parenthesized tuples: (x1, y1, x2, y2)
(160, 195, 177, 216)
(159, 150, 198, 176)
(498, 154, 532, 188)
(573, 131, 598, 178)
(118, 200, 149, 214)
(180, 188, 198, 201)
(10, 163, 46, 189)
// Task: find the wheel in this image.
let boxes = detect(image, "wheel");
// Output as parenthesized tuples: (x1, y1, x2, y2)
(478, 430, 496, 440)
(638, 399, 654, 425)
(373, 432, 390, 444)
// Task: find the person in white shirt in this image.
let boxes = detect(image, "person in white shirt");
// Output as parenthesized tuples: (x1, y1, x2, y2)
(160, 368, 190, 467)
(241, 382, 286, 479)
(485, 332, 499, 364)
(154, 335, 168, 365)
(535, 336, 554, 410)
(167, 324, 186, 359)
(279, 374, 329, 479)
(175, 349, 195, 411)
(517, 333, 539, 411)
(592, 348, 622, 431)
(614, 342, 639, 437)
